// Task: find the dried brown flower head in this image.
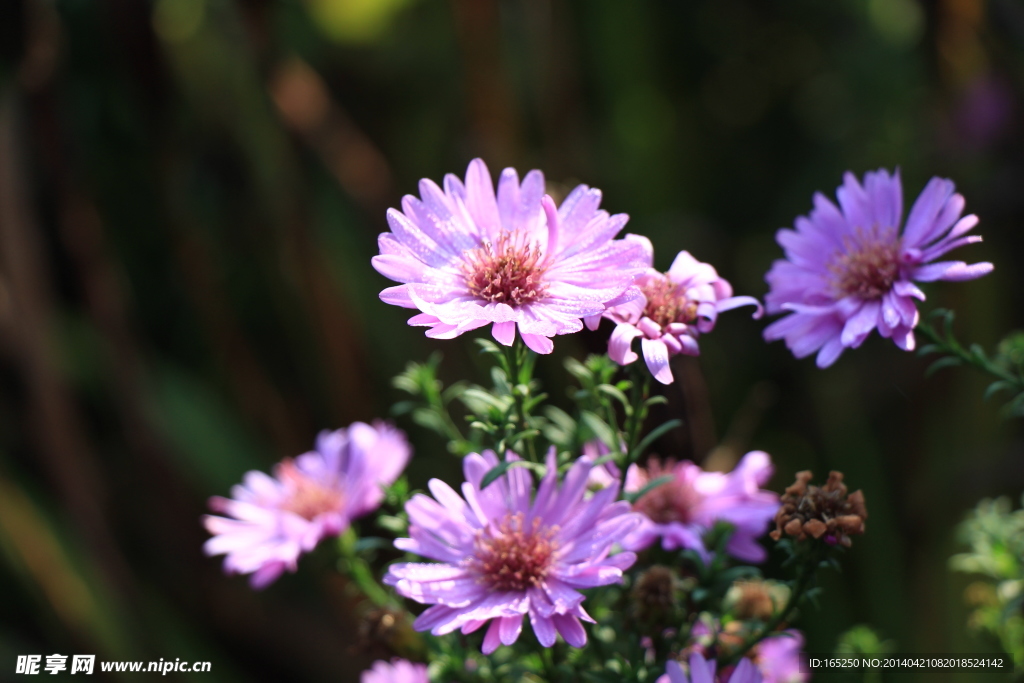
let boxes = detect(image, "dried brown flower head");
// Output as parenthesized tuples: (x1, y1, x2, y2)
(724, 579, 790, 621)
(770, 470, 867, 547)
(631, 565, 679, 626)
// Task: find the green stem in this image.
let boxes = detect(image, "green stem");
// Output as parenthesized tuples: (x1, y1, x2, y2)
(504, 342, 538, 461)
(624, 364, 651, 459)
(917, 321, 1020, 386)
(424, 379, 469, 450)
(338, 529, 393, 608)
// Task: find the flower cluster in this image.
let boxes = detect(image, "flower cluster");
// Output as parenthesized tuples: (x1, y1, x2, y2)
(199, 160, 1001, 682)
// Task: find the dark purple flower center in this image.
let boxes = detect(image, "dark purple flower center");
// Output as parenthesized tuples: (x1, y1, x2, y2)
(470, 513, 558, 591)
(640, 277, 699, 329)
(277, 461, 344, 521)
(462, 232, 548, 306)
(829, 227, 901, 300)
(633, 462, 702, 524)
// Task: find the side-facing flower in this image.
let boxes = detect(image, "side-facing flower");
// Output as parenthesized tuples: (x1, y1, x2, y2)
(384, 449, 641, 653)
(661, 654, 763, 683)
(204, 422, 410, 588)
(373, 158, 647, 354)
(623, 452, 780, 563)
(603, 236, 762, 384)
(764, 169, 993, 367)
(361, 659, 429, 683)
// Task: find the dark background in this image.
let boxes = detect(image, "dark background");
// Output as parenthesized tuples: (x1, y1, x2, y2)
(1, 0, 1022, 680)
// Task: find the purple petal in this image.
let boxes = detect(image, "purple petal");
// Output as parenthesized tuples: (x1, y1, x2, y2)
(492, 321, 516, 346)
(609, 323, 642, 365)
(913, 260, 994, 282)
(552, 614, 587, 648)
(521, 332, 555, 354)
(641, 338, 674, 384)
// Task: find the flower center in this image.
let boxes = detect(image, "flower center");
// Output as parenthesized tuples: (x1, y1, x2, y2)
(829, 227, 901, 300)
(470, 513, 558, 591)
(633, 464, 702, 525)
(641, 277, 698, 329)
(462, 232, 547, 306)
(277, 461, 344, 521)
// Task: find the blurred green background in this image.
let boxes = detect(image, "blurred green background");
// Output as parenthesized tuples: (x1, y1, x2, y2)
(1, 0, 1022, 680)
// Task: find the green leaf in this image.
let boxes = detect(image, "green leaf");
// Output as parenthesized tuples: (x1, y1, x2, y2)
(917, 344, 941, 357)
(643, 395, 669, 408)
(460, 387, 509, 412)
(984, 380, 1014, 402)
(597, 383, 631, 410)
(625, 474, 674, 503)
(376, 514, 407, 534)
(354, 537, 392, 553)
(925, 356, 963, 377)
(564, 357, 592, 384)
(474, 338, 503, 357)
(580, 410, 618, 450)
(544, 405, 576, 432)
(627, 419, 683, 462)
(480, 460, 545, 489)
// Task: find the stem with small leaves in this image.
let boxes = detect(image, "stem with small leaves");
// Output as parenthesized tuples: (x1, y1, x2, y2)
(624, 363, 652, 457)
(720, 543, 827, 666)
(504, 341, 538, 461)
(337, 529, 394, 608)
(917, 310, 1024, 402)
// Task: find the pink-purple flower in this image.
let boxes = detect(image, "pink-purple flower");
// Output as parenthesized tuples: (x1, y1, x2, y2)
(754, 631, 808, 683)
(384, 449, 641, 654)
(764, 169, 993, 367)
(622, 452, 780, 563)
(361, 659, 429, 683)
(602, 235, 762, 384)
(660, 654, 763, 683)
(372, 159, 647, 354)
(204, 422, 410, 588)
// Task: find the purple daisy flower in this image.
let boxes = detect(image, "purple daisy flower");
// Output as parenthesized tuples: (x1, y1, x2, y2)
(660, 654, 763, 683)
(204, 422, 410, 588)
(603, 235, 762, 384)
(754, 631, 808, 683)
(372, 159, 647, 354)
(622, 451, 779, 563)
(764, 170, 993, 368)
(361, 659, 429, 683)
(384, 449, 641, 654)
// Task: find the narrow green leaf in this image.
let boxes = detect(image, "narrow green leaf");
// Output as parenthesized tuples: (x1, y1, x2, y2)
(625, 474, 674, 503)
(925, 356, 963, 378)
(628, 419, 683, 462)
(564, 357, 592, 383)
(984, 380, 1013, 402)
(596, 384, 631, 409)
(543, 405, 576, 432)
(480, 460, 543, 489)
(580, 410, 618, 450)
(474, 338, 502, 356)
(643, 395, 669, 408)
